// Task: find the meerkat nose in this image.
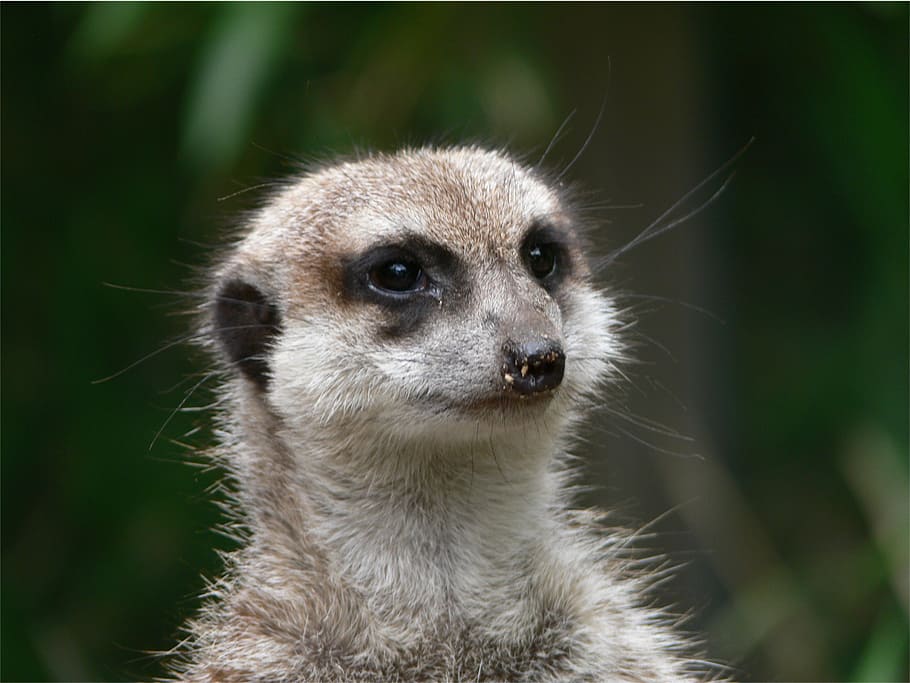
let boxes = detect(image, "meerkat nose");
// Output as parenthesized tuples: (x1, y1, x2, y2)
(501, 339, 566, 395)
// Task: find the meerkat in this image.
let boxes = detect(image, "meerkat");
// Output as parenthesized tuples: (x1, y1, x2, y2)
(166, 146, 723, 682)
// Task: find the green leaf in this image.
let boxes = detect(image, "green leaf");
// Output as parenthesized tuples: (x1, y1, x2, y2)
(181, 3, 301, 173)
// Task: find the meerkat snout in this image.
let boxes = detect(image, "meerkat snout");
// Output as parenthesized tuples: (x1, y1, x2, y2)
(501, 338, 566, 395)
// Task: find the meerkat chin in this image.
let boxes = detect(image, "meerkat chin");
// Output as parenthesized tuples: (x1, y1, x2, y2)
(167, 146, 722, 682)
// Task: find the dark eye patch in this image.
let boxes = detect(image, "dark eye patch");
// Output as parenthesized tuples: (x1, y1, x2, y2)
(520, 221, 574, 290)
(340, 235, 465, 338)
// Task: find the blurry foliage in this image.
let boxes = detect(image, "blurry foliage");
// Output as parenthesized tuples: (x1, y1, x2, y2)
(2, 4, 907, 682)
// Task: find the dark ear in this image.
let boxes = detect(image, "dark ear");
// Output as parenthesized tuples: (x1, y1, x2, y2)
(212, 279, 282, 389)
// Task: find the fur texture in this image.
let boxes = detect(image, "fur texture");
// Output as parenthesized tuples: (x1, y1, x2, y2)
(166, 147, 722, 682)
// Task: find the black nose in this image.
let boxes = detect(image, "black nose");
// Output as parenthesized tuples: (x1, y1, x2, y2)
(501, 340, 566, 396)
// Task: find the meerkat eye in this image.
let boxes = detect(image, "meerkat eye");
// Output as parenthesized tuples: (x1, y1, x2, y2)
(524, 241, 558, 280)
(369, 258, 427, 293)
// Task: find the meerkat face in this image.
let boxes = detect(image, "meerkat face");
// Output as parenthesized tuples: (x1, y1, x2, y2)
(211, 147, 619, 443)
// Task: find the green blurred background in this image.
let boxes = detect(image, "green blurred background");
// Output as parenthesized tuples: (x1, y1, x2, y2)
(2, 4, 907, 681)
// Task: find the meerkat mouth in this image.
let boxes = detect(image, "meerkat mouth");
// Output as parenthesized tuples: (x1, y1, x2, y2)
(454, 388, 561, 416)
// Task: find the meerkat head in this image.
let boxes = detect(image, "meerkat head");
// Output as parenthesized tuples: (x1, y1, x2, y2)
(209, 147, 620, 451)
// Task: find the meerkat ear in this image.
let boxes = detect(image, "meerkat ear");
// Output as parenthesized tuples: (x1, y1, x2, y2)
(212, 278, 282, 389)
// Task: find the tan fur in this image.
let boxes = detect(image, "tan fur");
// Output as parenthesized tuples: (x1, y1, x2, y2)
(166, 147, 724, 681)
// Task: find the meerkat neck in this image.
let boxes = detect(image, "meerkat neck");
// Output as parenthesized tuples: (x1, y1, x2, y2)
(237, 407, 566, 614)
(314, 437, 561, 611)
